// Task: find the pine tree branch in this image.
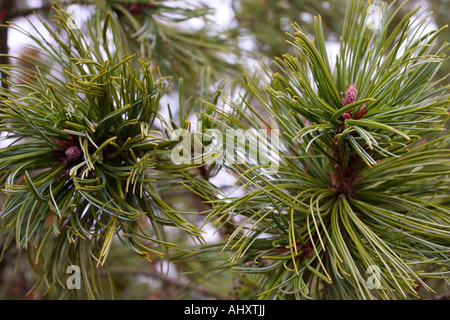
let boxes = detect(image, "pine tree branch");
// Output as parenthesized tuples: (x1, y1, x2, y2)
(0, 0, 12, 97)
(0, 1, 53, 98)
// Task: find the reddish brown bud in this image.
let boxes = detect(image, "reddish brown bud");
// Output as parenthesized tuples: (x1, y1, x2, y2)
(354, 105, 367, 119)
(341, 111, 353, 119)
(65, 146, 82, 163)
(342, 82, 357, 106)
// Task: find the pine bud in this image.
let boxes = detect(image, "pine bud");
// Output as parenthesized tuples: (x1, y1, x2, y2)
(65, 146, 82, 163)
(342, 82, 357, 106)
